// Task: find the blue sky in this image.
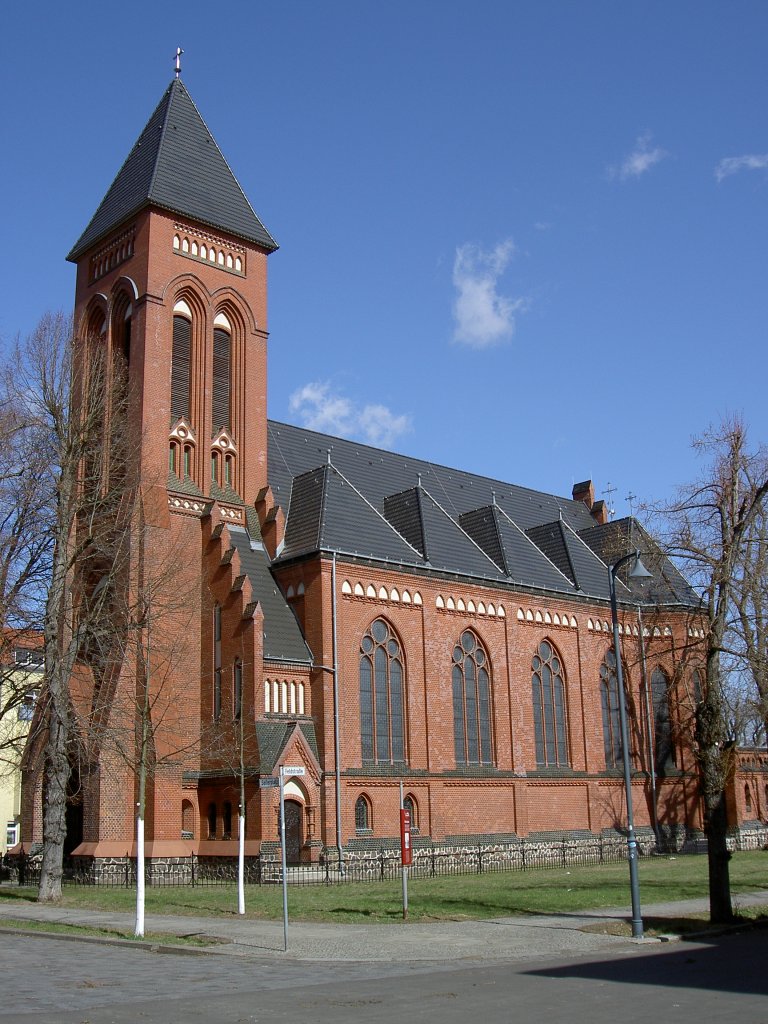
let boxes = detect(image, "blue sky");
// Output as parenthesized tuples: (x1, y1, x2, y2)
(2, 2, 766, 516)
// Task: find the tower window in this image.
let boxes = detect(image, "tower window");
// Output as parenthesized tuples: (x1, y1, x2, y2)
(212, 326, 231, 430)
(171, 314, 191, 421)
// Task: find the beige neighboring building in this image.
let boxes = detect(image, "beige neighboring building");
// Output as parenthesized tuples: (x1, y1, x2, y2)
(1, 645, 41, 854)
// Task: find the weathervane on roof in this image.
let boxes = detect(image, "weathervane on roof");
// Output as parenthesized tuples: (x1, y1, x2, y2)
(174, 47, 184, 79)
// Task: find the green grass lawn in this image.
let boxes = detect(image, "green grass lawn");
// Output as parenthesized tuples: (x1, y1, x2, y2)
(1, 850, 766, 924)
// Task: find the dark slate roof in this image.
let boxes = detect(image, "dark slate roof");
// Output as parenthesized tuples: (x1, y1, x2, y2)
(268, 421, 596, 533)
(254, 721, 319, 773)
(281, 464, 422, 565)
(227, 527, 311, 664)
(578, 518, 699, 606)
(266, 420, 696, 608)
(68, 79, 277, 261)
(526, 519, 621, 601)
(385, 486, 507, 581)
(460, 505, 575, 592)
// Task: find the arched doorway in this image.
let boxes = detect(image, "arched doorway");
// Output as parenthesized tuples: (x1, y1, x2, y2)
(283, 800, 303, 864)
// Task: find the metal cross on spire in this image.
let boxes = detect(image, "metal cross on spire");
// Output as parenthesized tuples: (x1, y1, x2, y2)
(174, 47, 184, 78)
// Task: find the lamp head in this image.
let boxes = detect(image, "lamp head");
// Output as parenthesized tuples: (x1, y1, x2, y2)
(628, 550, 653, 579)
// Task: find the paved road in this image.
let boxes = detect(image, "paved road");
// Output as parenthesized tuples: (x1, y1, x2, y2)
(2, 927, 766, 1023)
(2, 890, 767, 962)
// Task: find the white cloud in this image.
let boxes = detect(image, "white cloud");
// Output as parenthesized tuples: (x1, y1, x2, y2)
(715, 154, 768, 182)
(452, 240, 527, 348)
(609, 132, 667, 181)
(288, 381, 411, 449)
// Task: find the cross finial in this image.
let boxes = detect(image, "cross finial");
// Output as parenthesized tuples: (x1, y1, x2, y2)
(604, 481, 617, 520)
(626, 491, 637, 516)
(174, 47, 184, 78)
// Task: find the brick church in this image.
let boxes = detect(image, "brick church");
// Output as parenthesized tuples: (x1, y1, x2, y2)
(22, 75, 709, 869)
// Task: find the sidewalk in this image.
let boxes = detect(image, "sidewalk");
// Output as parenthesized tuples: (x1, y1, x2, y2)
(1, 890, 766, 963)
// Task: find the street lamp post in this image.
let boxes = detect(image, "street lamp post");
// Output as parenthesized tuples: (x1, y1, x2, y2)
(608, 549, 652, 940)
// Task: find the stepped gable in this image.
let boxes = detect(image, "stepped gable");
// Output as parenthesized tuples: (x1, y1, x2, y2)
(68, 78, 277, 261)
(227, 527, 311, 664)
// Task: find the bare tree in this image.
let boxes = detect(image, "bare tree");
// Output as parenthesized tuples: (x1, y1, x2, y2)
(4, 313, 135, 902)
(731, 509, 768, 736)
(654, 418, 768, 922)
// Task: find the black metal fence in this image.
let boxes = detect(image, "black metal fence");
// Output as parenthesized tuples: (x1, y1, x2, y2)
(8, 834, 668, 889)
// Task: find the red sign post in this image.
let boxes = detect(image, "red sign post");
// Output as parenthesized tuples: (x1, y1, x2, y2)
(399, 809, 412, 866)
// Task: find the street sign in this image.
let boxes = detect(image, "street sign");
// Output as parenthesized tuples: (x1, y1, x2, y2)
(281, 766, 306, 776)
(259, 776, 279, 788)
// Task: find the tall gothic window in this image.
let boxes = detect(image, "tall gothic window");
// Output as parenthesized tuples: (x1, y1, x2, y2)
(651, 668, 675, 773)
(452, 630, 493, 765)
(600, 648, 622, 769)
(531, 640, 569, 767)
(359, 619, 405, 764)
(212, 325, 231, 430)
(171, 313, 191, 421)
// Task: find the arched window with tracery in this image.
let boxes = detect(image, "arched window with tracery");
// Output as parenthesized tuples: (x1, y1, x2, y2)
(359, 619, 406, 764)
(651, 668, 675, 773)
(452, 630, 493, 765)
(600, 648, 622, 769)
(531, 640, 569, 767)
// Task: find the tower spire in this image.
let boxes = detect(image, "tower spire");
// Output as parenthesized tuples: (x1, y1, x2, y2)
(174, 46, 184, 78)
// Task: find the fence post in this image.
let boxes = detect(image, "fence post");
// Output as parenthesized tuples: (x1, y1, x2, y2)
(561, 836, 567, 869)
(191, 855, 196, 887)
(379, 849, 385, 881)
(521, 838, 526, 871)
(599, 835, 604, 864)
(477, 845, 483, 874)
(431, 847, 436, 878)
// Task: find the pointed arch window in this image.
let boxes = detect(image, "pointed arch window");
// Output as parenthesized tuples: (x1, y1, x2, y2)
(359, 619, 406, 764)
(355, 795, 371, 832)
(531, 641, 569, 767)
(403, 794, 418, 833)
(651, 668, 675, 773)
(452, 630, 493, 765)
(171, 307, 192, 421)
(600, 648, 622, 769)
(212, 315, 231, 431)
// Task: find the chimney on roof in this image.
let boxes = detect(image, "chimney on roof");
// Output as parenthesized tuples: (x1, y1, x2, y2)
(591, 499, 609, 526)
(572, 480, 594, 509)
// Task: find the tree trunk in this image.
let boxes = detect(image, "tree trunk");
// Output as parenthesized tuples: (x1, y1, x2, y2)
(37, 705, 69, 902)
(704, 790, 733, 923)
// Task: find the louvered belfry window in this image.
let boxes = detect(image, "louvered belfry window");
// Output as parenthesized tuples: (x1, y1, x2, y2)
(171, 315, 191, 421)
(212, 327, 231, 430)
